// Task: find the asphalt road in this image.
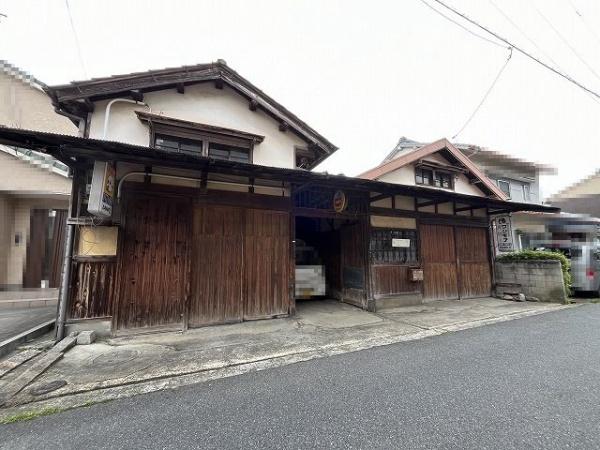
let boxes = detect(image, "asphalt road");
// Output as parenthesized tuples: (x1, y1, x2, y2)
(0, 306, 55, 342)
(3, 305, 600, 449)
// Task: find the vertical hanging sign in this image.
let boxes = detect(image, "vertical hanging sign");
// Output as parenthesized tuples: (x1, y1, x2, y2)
(88, 161, 116, 218)
(496, 215, 514, 252)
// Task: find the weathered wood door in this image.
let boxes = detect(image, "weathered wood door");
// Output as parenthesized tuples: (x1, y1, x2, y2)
(420, 224, 459, 301)
(23, 209, 49, 288)
(188, 205, 244, 326)
(244, 209, 290, 319)
(116, 196, 191, 330)
(340, 221, 368, 308)
(455, 226, 491, 298)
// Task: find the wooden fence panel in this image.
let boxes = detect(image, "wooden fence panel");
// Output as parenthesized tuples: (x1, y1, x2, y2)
(70, 259, 116, 319)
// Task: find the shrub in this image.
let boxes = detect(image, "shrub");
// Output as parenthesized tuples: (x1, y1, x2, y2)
(496, 250, 572, 294)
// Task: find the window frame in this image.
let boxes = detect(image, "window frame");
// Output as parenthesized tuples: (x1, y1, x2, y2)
(522, 183, 531, 201)
(497, 180, 511, 199)
(370, 228, 419, 265)
(150, 122, 254, 163)
(415, 166, 454, 190)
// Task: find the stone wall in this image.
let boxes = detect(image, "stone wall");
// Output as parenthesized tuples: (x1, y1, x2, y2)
(495, 260, 567, 303)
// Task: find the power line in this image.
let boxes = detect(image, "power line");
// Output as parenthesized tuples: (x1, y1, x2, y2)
(487, 0, 600, 107)
(419, 0, 508, 49)
(487, 0, 564, 72)
(568, 0, 600, 48)
(453, 48, 513, 140)
(429, 0, 600, 100)
(65, 0, 87, 79)
(532, 2, 600, 84)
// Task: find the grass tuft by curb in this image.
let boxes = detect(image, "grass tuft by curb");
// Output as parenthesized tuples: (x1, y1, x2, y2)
(0, 407, 63, 424)
(0, 398, 114, 425)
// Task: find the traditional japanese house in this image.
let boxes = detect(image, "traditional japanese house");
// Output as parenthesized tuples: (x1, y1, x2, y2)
(0, 62, 558, 337)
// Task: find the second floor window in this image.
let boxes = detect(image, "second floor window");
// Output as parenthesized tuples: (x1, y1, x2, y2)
(416, 167, 453, 189)
(153, 134, 252, 163)
(155, 135, 203, 154)
(208, 142, 250, 163)
(497, 180, 511, 198)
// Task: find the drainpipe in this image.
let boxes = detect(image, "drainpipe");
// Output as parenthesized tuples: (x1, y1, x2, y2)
(55, 170, 79, 342)
(103, 98, 151, 139)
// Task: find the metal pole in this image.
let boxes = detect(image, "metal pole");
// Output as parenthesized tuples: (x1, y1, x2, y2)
(55, 223, 74, 342)
(55, 170, 78, 342)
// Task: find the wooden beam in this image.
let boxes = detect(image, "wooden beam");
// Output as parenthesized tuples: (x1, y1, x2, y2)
(416, 199, 440, 209)
(369, 193, 392, 203)
(176, 83, 185, 94)
(215, 79, 224, 90)
(279, 121, 289, 132)
(130, 90, 144, 102)
(454, 205, 481, 213)
(249, 99, 258, 111)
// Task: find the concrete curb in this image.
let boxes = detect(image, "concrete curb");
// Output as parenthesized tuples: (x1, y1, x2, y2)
(0, 299, 58, 310)
(0, 305, 576, 421)
(0, 320, 56, 360)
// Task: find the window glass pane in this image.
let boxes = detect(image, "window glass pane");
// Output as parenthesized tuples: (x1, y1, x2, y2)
(208, 148, 229, 158)
(179, 142, 203, 154)
(209, 143, 249, 162)
(498, 180, 511, 197)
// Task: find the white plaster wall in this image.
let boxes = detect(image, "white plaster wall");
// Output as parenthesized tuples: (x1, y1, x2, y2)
(88, 84, 307, 169)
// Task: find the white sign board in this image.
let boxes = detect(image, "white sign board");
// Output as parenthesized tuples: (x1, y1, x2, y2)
(87, 161, 116, 218)
(392, 238, 411, 248)
(496, 215, 514, 252)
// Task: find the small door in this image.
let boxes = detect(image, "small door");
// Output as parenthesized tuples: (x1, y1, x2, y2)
(189, 205, 244, 326)
(456, 226, 492, 298)
(23, 209, 50, 288)
(420, 224, 459, 300)
(116, 196, 191, 330)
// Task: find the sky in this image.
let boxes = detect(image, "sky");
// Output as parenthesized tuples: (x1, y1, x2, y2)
(1, 0, 599, 199)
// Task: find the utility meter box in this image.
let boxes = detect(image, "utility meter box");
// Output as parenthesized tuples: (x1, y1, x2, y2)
(87, 161, 116, 218)
(409, 268, 424, 282)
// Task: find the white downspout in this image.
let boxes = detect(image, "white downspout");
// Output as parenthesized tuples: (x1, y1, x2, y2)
(103, 98, 151, 139)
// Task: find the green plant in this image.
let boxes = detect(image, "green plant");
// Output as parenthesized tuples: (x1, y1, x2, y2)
(496, 250, 572, 295)
(0, 407, 62, 424)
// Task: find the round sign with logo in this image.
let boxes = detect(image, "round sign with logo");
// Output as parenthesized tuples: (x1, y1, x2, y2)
(333, 190, 347, 213)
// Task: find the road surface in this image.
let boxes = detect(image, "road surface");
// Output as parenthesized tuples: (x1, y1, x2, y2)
(0, 306, 55, 342)
(2, 305, 599, 449)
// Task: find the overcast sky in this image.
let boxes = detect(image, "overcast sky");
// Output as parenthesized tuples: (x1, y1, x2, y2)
(1, 0, 599, 199)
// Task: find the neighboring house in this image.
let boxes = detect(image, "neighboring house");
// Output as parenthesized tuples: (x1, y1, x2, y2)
(0, 61, 556, 338)
(384, 137, 555, 205)
(380, 136, 563, 253)
(0, 61, 76, 290)
(547, 170, 600, 218)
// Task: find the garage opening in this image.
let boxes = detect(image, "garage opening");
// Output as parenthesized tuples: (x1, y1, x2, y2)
(294, 216, 364, 303)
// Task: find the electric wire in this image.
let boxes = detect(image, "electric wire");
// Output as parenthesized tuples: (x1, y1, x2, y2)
(452, 48, 513, 140)
(487, 0, 564, 72)
(65, 0, 88, 79)
(568, 0, 600, 48)
(419, 0, 508, 49)
(429, 0, 600, 100)
(531, 2, 600, 83)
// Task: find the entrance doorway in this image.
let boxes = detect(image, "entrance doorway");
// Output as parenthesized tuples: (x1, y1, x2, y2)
(294, 215, 368, 307)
